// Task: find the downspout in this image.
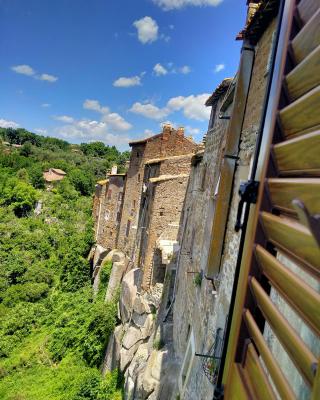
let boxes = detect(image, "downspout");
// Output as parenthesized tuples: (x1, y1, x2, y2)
(213, 0, 286, 398)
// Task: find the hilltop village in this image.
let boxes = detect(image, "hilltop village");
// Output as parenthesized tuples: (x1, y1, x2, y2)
(90, 0, 320, 399)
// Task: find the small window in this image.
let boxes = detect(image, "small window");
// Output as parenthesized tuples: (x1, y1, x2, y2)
(107, 189, 112, 200)
(118, 192, 122, 202)
(133, 199, 136, 209)
(136, 151, 140, 158)
(104, 210, 110, 221)
(125, 220, 131, 237)
(179, 329, 195, 395)
(138, 174, 141, 182)
(116, 211, 121, 222)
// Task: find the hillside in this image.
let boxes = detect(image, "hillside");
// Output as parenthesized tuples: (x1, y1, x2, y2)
(0, 128, 129, 399)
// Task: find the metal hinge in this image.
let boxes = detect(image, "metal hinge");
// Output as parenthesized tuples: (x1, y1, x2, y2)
(235, 180, 259, 232)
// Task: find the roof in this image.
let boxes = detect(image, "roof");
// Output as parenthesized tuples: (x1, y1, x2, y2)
(51, 168, 66, 175)
(43, 169, 67, 182)
(191, 150, 205, 166)
(97, 179, 108, 185)
(129, 128, 197, 147)
(205, 78, 233, 107)
(149, 174, 189, 184)
(108, 173, 126, 177)
(129, 133, 162, 146)
(237, 0, 279, 44)
(145, 153, 194, 165)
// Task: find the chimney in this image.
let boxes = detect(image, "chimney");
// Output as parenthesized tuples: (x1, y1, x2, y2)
(111, 165, 118, 175)
(177, 126, 185, 137)
(162, 123, 172, 141)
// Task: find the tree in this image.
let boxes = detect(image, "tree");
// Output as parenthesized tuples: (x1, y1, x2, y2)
(69, 169, 94, 196)
(1, 178, 38, 217)
(20, 142, 32, 157)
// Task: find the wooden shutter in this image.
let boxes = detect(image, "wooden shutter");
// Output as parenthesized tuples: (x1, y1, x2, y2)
(222, 0, 320, 398)
(206, 47, 254, 279)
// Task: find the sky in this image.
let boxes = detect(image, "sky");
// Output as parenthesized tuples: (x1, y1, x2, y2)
(0, 0, 246, 150)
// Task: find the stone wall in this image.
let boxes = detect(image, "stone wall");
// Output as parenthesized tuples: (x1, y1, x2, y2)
(117, 127, 197, 265)
(171, 17, 277, 400)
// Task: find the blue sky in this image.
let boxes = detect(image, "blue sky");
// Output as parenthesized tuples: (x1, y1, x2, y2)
(0, 0, 246, 150)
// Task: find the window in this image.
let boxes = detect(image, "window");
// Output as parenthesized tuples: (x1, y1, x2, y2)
(116, 211, 121, 222)
(107, 189, 112, 200)
(104, 210, 110, 221)
(179, 329, 195, 395)
(118, 192, 122, 202)
(125, 220, 131, 237)
(138, 174, 141, 182)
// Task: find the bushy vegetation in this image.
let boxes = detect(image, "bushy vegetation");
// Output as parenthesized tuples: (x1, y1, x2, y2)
(0, 128, 127, 399)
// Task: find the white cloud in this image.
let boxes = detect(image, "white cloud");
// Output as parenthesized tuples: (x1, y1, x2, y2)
(144, 129, 155, 137)
(102, 113, 132, 131)
(34, 128, 47, 135)
(53, 115, 74, 123)
(153, 63, 191, 76)
(214, 63, 225, 73)
(11, 64, 58, 82)
(133, 16, 159, 44)
(55, 119, 131, 148)
(153, 0, 223, 10)
(41, 103, 51, 108)
(38, 73, 58, 82)
(129, 102, 169, 120)
(167, 93, 211, 120)
(180, 65, 191, 74)
(153, 63, 168, 76)
(113, 75, 142, 88)
(130, 92, 210, 121)
(11, 64, 35, 76)
(83, 99, 109, 114)
(0, 118, 20, 129)
(83, 99, 132, 131)
(185, 125, 200, 135)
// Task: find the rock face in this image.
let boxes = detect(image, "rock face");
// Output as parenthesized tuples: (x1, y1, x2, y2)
(102, 267, 180, 399)
(105, 250, 127, 301)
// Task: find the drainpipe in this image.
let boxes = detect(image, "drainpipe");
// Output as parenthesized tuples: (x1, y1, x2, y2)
(213, 0, 286, 398)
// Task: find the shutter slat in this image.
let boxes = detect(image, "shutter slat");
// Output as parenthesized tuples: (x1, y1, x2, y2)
(298, 0, 320, 24)
(250, 277, 317, 387)
(292, 8, 320, 63)
(255, 245, 320, 336)
(286, 45, 320, 101)
(273, 131, 320, 176)
(244, 309, 296, 400)
(242, 342, 277, 400)
(260, 212, 320, 273)
(267, 177, 320, 214)
(279, 86, 320, 138)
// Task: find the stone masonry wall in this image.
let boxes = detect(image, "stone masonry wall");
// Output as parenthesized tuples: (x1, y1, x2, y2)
(117, 128, 197, 266)
(99, 174, 125, 251)
(172, 18, 277, 400)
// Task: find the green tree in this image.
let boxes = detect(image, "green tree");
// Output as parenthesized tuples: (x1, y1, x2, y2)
(1, 178, 38, 217)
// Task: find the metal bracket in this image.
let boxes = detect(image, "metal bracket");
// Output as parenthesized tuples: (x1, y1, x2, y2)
(292, 199, 320, 247)
(213, 385, 224, 399)
(235, 180, 259, 232)
(218, 114, 231, 120)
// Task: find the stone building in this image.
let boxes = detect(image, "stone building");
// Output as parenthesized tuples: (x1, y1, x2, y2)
(137, 153, 194, 290)
(93, 166, 125, 251)
(116, 125, 198, 264)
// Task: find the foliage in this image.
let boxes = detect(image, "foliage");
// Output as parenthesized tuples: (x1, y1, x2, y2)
(0, 128, 127, 399)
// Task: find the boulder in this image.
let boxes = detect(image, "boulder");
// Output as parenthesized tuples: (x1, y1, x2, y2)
(122, 326, 143, 350)
(120, 341, 141, 372)
(105, 250, 126, 301)
(145, 283, 163, 309)
(101, 324, 123, 375)
(128, 343, 149, 378)
(119, 268, 141, 323)
(133, 295, 151, 315)
(132, 312, 148, 328)
(141, 314, 154, 339)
